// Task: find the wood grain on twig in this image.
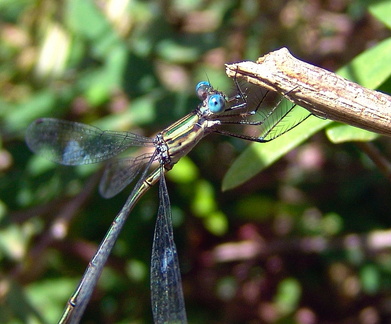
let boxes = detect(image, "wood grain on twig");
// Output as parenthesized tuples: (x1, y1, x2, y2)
(225, 48, 391, 137)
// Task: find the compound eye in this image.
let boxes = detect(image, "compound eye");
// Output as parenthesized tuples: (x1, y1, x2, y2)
(196, 81, 211, 100)
(208, 94, 225, 113)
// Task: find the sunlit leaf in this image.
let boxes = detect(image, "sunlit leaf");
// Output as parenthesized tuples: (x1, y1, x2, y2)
(223, 37, 391, 190)
(222, 116, 330, 190)
(337, 37, 391, 89)
(369, 1, 391, 29)
(326, 124, 379, 143)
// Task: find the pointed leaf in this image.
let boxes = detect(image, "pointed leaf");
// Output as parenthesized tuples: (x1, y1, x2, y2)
(326, 124, 379, 143)
(222, 116, 330, 190)
(223, 38, 391, 190)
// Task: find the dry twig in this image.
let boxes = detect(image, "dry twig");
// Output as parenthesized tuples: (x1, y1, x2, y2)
(226, 48, 391, 137)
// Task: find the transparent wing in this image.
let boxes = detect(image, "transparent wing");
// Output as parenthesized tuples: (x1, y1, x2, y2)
(215, 85, 312, 142)
(99, 153, 154, 199)
(253, 97, 311, 141)
(25, 118, 154, 165)
(151, 169, 187, 323)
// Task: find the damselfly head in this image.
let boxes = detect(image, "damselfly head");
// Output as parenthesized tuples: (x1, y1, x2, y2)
(208, 94, 226, 113)
(196, 81, 212, 100)
(196, 81, 227, 114)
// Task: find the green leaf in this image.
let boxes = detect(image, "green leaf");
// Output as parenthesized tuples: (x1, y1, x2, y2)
(223, 38, 391, 190)
(222, 116, 330, 190)
(204, 211, 228, 236)
(0, 280, 45, 324)
(326, 123, 379, 143)
(3, 91, 57, 134)
(337, 37, 391, 89)
(81, 45, 128, 106)
(360, 264, 380, 295)
(27, 278, 78, 323)
(274, 278, 301, 315)
(191, 179, 228, 235)
(66, 0, 109, 40)
(167, 156, 199, 184)
(369, 1, 391, 29)
(156, 40, 200, 64)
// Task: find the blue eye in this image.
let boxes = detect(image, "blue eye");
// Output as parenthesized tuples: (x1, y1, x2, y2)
(208, 94, 225, 113)
(196, 81, 211, 100)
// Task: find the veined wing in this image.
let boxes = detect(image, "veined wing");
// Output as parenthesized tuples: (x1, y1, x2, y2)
(252, 97, 311, 141)
(99, 153, 154, 199)
(216, 86, 311, 142)
(151, 169, 187, 323)
(25, 118, 154, 165)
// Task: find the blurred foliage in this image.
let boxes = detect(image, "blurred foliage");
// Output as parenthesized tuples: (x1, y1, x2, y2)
(1, 0, 391, 323)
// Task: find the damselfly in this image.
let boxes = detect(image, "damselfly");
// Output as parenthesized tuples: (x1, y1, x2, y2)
(25, 79, 311, 323)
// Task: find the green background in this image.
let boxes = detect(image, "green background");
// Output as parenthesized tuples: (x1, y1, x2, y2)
(1, 0, 391, 323)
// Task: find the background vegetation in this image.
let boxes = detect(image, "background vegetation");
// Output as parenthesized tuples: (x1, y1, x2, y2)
(1, 0, 391, 323)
